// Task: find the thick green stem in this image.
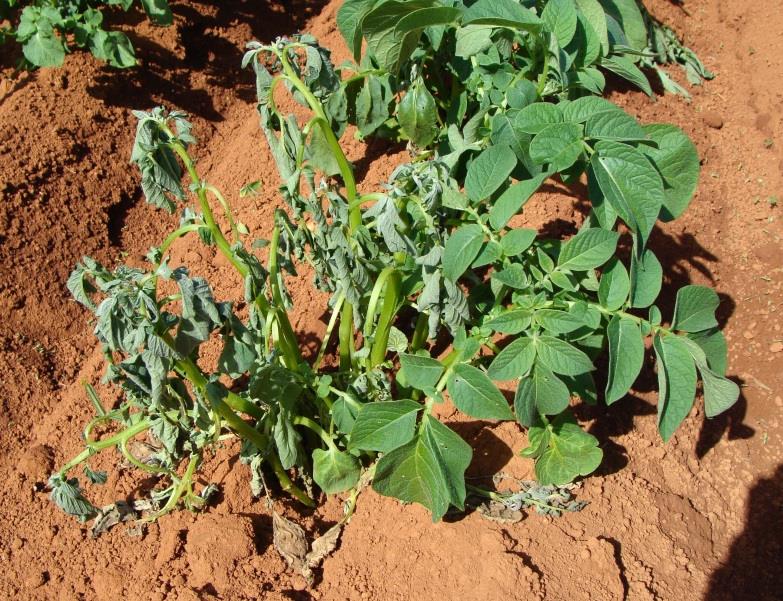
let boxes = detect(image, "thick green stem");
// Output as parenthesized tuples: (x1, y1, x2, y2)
(314, 292, 345, 370)
(293, 416, 336, 450)
(268, 215, 304, 369)
(58, 417, 152, 477)
(339, 302, 355, 369)
(410, 312, 429, 352)
(369, 269, 401, 368)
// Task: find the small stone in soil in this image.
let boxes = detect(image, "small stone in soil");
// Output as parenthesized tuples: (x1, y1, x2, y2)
(769, 342, 783, 353)
(703, 111, 724, 129)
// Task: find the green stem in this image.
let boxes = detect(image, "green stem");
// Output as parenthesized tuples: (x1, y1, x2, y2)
(147, 454, 201, 520)
(339, 302, 355, 370)
(268, 214, 304, 369)
(410, 312, 429, 352)
(58, 417, 152, 477)
(293, 416, 336, 450)
(314, 292, 345, 370)
(206, 184, 240, 242)
(369, 269, 401, 368)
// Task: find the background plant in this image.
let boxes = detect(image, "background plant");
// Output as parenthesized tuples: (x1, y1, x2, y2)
(0, 0, 171, 68)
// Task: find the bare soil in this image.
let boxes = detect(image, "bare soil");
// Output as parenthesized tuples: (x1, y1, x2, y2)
(1, 1, 781, 600)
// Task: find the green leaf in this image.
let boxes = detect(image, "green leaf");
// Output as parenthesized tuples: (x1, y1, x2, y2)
(22, 28, 66, 67)
(534, 309, 586, 334)
(465, 145, 516, 202)
(484, 309, 532, 335)
(600, 55, 652, 96)
(641, 124, 700, 221)
(605, 315, 644, 404)
(398, 78, 438, 148)
(629, 248, 662, 308)
(447, 363, 514, 420)
(672, 285, 720, 333)
(488, 336, 536, 381)
(598, 257, 630, 311)
(313, 447, 361, 494)
(688, 329, 728, 376)
(500, 228, 538, 255)
(350, 400, 422, 452)
(561, 96, 617, 123)
(526, 413, 602, 485)
(699, 366, 739, 418)
(541, 0, 578, 47)
(654, 335, 697, 442)
(590, 142, 665, 249)
(455, 24, 493, 58)
(489, 174, 548, 230)
(337, 0, 376, 60)
(584, 109, 646, 142)
(373, 415, 472, 521)
(515, 363, 571, 426)
(535, 335, 594, 375)
(362, 0, 436, 74)
(140, 0, 173, 25)
(399, 353, 444, 390)
(396, 6, 461, 33)
(530, 123, 584, 172)
(557, 227, 619, 271)
(443, 224, 484, 281)
(90, 30, 137, 68)
(515, 103, 563, 135)
(492, 263, 529, 289)
(461, 0, 542, 31)
(575, 0, 609, 54)
(600, 0, 646, 50)
(49, 475, 97, 521)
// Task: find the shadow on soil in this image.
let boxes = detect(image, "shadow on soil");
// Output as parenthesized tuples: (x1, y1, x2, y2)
(87, 0, 329, 120)
(703, 464, 783, 601)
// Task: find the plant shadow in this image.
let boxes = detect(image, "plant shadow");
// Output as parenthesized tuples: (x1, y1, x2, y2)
(87, 0, 329, 121)
(702, 464, 783, 601)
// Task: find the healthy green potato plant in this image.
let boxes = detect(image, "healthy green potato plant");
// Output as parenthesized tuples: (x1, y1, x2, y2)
(0, 0, 171, 68)
(51, 3, 736, 527)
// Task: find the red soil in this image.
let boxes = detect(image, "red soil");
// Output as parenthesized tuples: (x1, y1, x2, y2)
(1, 1, 781, 599)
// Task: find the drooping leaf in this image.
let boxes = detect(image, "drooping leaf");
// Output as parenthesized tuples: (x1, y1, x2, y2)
(524, 413, 602, 485)
(541, 0, 578, 47)
(672, 285, 720, 333)
(641, 124, 700, 221)
(514, 363, 571, 426)
(313, 447, 361, 494)
(590, 142, 665, 250)
(461, 0, 542, 31)
(373, 416, 472, 521)
(398, 78, 439, 148)
(598, 257, 630, 311)
(654, 334, 697, 442)
(605, 315, 644, 404)
(629, 248, 662, 308)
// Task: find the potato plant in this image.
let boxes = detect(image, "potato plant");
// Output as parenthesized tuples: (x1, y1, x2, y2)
(0, 0, 171, 68)
(51, 1, 736, 526)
